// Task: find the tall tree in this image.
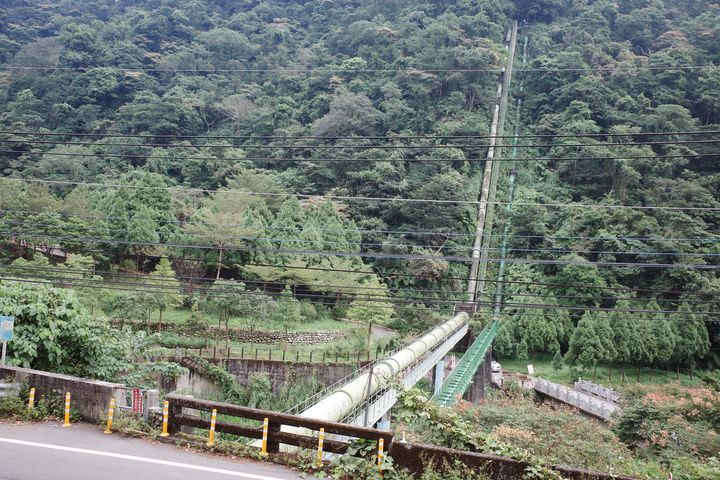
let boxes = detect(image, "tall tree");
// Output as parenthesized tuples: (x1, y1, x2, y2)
(565, 314, 606, 374)
(146, 259, 183, 333)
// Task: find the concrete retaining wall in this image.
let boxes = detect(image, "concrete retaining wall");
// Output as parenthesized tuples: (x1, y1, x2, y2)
(223, 359, 359, 391)
(0, 365, 123, 422)
(167, 357, 360, 395)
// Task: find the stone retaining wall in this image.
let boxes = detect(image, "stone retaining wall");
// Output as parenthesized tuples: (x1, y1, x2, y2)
(216, 328, 348, 345)
(110, 318, 350, 345)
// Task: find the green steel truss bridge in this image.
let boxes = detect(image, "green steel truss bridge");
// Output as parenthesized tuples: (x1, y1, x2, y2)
(432, 320, 499, 406)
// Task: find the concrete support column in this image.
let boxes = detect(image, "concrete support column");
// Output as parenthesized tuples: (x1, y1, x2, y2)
(376, 410, 391, 430)
(466, 347, 493, 403)
(432, 359, 445, 395)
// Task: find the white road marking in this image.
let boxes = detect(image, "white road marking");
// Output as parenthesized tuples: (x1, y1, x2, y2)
(0, 437, 290, 480)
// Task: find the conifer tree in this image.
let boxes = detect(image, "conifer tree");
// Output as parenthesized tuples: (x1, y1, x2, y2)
(612, 308, 633, 382)
(649, 305, 675, 379)
(565, 313, 606, 374)
(552, 349, 564, 372)
(593, 311, 617, 382)
(516, 338, 529, 361)
(493, 321, 515, 358)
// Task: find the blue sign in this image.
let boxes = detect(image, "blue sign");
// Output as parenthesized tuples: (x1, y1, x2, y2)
(0, 316, 14, 341)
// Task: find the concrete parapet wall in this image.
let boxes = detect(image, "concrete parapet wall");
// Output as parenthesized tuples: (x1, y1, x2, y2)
(0, 365, 123, 422)
(535, 377, 618, 421)
(575, 379, 621, 403)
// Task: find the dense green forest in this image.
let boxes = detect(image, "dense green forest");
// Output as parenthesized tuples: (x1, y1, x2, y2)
(0, 0, 718, 375)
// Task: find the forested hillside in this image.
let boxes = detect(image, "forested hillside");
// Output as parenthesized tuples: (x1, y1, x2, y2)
(0, 0, 718, 372)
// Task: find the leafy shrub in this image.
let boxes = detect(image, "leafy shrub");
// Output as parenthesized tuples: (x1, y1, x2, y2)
(419, 461, 491, 480)
(155, 332, 206, 349)
(614, 384, 720, 460)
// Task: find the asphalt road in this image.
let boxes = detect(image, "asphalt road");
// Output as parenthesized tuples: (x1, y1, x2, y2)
(0, 421, 302, 480)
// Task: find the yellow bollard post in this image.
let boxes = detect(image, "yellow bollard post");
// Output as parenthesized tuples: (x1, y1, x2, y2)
(206, 408, 217, 447)
(104, 398, 116, 434)
(260, 417, 269, 457)
(27, 388, 36, 411)
(62, 392, 71, 427)
(160, 400, 170, 437)
(377, 438, 385, 474)
(316, 428, 325, 468)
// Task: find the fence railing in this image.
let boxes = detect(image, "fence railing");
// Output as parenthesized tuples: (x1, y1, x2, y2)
(165, 394, 392, 454)
(169, 346, 390, 365)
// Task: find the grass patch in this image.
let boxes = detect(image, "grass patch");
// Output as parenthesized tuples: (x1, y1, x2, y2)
(155, 328, 398, 363)
(147, 308, 358, 332)
(499, 354, 705, 391)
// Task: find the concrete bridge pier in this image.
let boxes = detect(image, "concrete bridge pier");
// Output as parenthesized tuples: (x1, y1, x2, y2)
(465, 347, 493, 403)
(376, 410, 391, 430)
(432, 359, 445, 395)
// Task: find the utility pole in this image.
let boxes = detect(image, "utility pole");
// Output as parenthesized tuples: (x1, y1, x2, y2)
(467, 20, 519, 304)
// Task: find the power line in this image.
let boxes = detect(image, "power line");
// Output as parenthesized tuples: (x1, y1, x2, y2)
(0, 220, 474, 254)
(5, 241, 715, 297)
(2, 178, 479, 205)
(1, 64, 715, 73)
(2, 272, 718, 319)
(7, 219, 720, 258)
(500, 201, 720, 212)
(0, 149, 716, 164)
(2, 129, 717, 140)
(7, 178, 720, 211)
(8, 263, 720, 306)
(8, 273, 718, 325)
(10, 236, 716, 294)
(5, 209, 720, 243)
(7, 231, 720, 269)
(3, 138, 717, 150)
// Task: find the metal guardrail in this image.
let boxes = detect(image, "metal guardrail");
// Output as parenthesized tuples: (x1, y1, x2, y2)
(165, 394, 392, 454)
(433, 320, 498, 406)
(164, 394, 634, 480)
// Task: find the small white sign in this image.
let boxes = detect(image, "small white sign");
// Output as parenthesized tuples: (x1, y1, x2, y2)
(0, 316, 14, 342)
(527, 364, 534, 375)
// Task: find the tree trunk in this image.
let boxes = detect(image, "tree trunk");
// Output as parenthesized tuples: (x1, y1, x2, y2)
(608, 365, 612, 383)
(157, 308, 164, 333)
(676, 363, 680, 380)
(636, 365, 641, 382)
(650, 364, 654, 381)
(593, 364, 598, 383)
(225, 317, 230, 360)
(216, 248, 223, 280)
(213, 314, 222, 360)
